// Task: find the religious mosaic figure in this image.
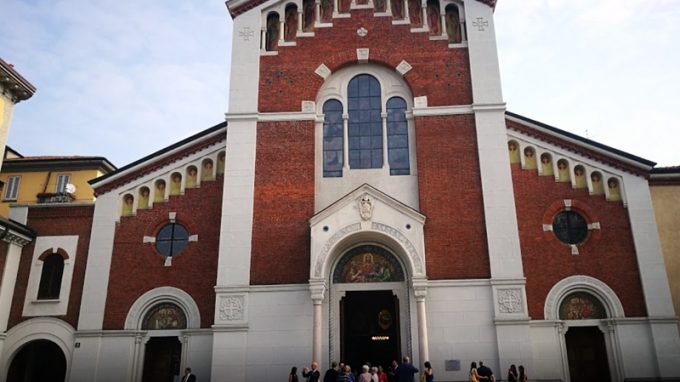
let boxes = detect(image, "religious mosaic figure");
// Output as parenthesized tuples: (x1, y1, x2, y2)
(334, 246, 404, 283)
(426, 0, 441, 35)
(557, 159, 570, 182)
(266, 13, 280, 51)
(202, 160, 214, 181)
(591, 172, 604, 195)
(559, 292, 605, 320)
(445, 5, 461, 43)
(574, 166, 587, 189)
(321, 0, 334, 21)
(186, 166, 198, 189)
(607, 177, 621, 201)
(284, 6, 298, 41)
(374, 0, 387, 12)
(303, 0, 315, 32)
(524, 147, 537, 170)
(154, 180, 166, 202)
(540, 153, 553, 176)
(508, 141, 520, 163)
(121, 194, 134, 217)
(170, 173, 182, 196)
(339, 0, 351, 13)
(138, 187, 150, 209)
(217, 151, 226, 175)
(408, 0, 422, 26)
(391, 0, 404, 19)
(142, 303, 188, 330)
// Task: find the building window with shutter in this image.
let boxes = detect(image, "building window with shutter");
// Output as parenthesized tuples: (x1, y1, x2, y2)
(3, 176, 20, 201)
(56, 174, 70, 193)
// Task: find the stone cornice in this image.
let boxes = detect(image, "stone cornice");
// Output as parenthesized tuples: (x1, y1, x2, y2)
(0, 58, 36, 103)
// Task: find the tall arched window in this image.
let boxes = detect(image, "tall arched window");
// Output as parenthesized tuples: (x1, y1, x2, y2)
(323, 100, 344, 177)
(348, 75, 383, 170)
(387, 97, 410, 175)
(265, 12, 280, 51)
(38, 253, 64, 300)
(284, 4, 298, 41)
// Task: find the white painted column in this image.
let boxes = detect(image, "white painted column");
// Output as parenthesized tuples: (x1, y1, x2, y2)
(0, 242, 23, 332)
(403, 0, 410, 20)
(413, 280, 429, 364)
(381, 112, 388, 169)
(298, 10, 304, 33)
(420, 0, 427, 29)
(315, 0, 321, 26)
(310, 279, 327, 365)
(342, 114, 349, 171)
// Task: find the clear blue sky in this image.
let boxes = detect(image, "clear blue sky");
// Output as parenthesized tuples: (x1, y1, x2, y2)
(1, 0, 678, 167)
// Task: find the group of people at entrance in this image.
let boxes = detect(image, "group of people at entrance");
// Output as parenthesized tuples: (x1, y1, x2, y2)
(469, 361, 528, 382)
(289, 356, 432, 382)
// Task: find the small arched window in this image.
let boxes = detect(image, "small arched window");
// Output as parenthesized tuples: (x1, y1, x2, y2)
(38, 253, 64, 300)
(348, 75, 383, 170)
(265, 12, 280, 51)
(386, 97, 410, 175)
(323, 100, 344, 177)
(444, 4, 462, 43)
(426, 0, 441, 35)
(303, 0, 315, 32)
(284, 4, 298, 41)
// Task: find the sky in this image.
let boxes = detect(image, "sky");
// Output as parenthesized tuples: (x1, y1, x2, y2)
(1, 0, 678, 168)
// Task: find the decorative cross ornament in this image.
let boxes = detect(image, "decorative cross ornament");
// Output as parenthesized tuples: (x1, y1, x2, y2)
(497, 289, 523, 313)
(239, 27, 255, 41)
(357, 27, 368, 37)
(472, 17, 489, 31)
(219, 296, 244, 321)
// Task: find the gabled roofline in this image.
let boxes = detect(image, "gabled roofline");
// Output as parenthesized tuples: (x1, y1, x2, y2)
(310, 183, 425, 226)
(506, 111, 656, 171)
(90, 121, 228, 188)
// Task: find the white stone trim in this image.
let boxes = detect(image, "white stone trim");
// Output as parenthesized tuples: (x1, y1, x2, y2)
(124, 287, 201, 330)
(22, 236, 79, 317)
(1, 317, 75, 381)
(544, 275, 625, 320)
(411, 104, 473, 116)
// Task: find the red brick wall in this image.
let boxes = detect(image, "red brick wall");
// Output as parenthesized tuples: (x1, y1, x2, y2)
(103, 178, 223, 329)
(8, 205, 94, 330)
(250, 121, 315, 284)
(259, 10, 472, 112)
(416, 114, 490, 279)
(512, 165, 647, 319)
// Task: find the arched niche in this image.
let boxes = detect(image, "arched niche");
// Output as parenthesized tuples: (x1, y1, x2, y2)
(125, 287, 201, 330)
(544, 275, 625, 320)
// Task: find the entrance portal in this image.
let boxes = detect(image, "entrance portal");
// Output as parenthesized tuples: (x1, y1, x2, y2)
(142, 337, 182, 382)
(341, 290, 400, 370)
(6, 339, 67, 382)
(566, 326, 610, 382)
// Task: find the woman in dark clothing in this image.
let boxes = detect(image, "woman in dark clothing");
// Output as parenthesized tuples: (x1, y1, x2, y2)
(507, 364, 517, 382)
(289, 366, 299, 382)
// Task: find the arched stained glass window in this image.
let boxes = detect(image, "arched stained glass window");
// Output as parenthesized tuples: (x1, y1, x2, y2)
(386, 97, 410, 175)
(323, 100, 344, 177)
(348, 75, 383, 170)
(38, 253, 64, 300)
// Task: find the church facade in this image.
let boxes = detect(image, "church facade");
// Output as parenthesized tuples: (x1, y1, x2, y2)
(1, 0, 679, 381)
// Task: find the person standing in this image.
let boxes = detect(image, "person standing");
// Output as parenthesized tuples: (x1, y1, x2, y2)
(423, 361, 434, 382)
(325, 362, 339, 382)
(181, 367, 196, 382)
(303, 362, 321, 382)
(477, 361, 495, 382)
(507, 365, 517, 382)
(358, 365, 372, 382)
(395, 356, 419, 382)
(469, 362, 480, 382)
(289, 366, 300, 382)
(518, 365, 528, 382)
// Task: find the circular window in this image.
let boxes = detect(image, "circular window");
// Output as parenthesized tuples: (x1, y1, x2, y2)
(552, 211, 588, 244)
(155, 223, 189, 257)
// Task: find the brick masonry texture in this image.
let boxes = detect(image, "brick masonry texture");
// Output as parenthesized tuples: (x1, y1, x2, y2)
(8, 205, 95, 330)
(103, 177, 223, 329)
(415, 114, 490, 279)
(511, 164, 647, 319)
(259, 9, 472, 112)
(250, 121, 315, 284)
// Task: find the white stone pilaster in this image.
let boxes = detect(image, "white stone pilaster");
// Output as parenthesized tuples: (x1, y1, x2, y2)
(0, 243, 22, 332)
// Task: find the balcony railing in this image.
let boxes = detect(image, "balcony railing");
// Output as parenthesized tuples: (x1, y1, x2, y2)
(36, 192, 75, 204)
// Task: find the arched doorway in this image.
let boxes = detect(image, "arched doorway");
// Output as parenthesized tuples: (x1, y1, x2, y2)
(140, 302, 187, 382)
(331, 244, 407, 369)
(559, 292, 611, 382)
(6, 339, 67, 382)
